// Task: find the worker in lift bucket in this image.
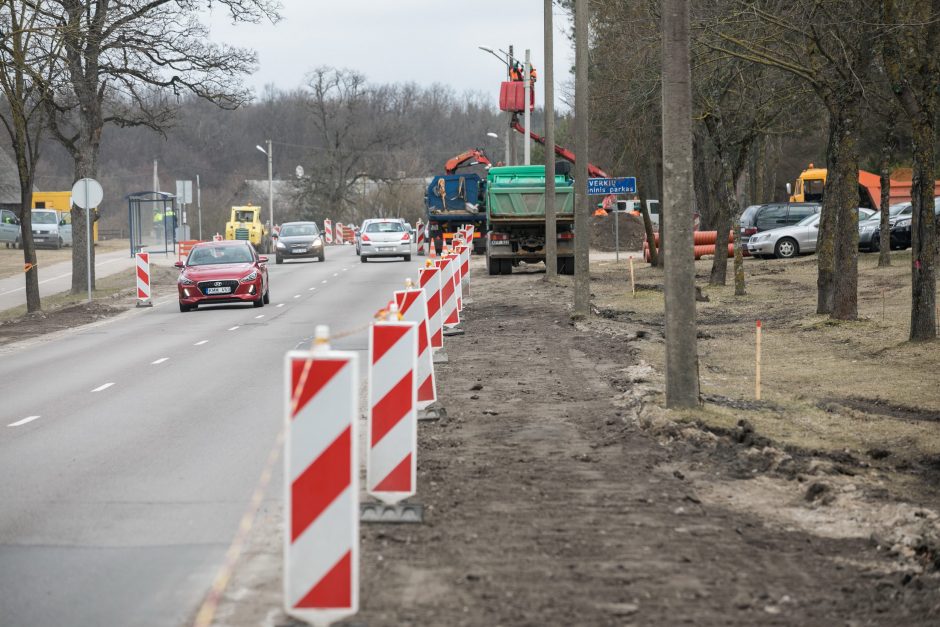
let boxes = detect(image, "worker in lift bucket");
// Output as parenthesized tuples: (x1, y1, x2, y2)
(509, 61, 538, 84)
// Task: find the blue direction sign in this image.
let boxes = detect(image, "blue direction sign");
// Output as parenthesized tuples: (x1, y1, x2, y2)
(587, 177, 637, 195)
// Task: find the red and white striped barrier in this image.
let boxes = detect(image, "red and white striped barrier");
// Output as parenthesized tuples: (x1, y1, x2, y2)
(416, 220, 425, 255)
(335, 222, 345, 244)
(284, 331, 359, 625)
(445, 251, 463, 313)
(136, 252, 152, 307)
(324, 219, 333, 245)
(436, 256, 460, 327)
(367, 319, 417, 504)
(394, 285, 436, 408)
(419, 265, 444, 350)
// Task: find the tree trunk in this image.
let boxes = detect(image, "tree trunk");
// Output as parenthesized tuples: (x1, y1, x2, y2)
(573, 0, 590, 315)
(70, 118, 102, 295)
(640, 203, 658, 265)
(909, 119, 938, 340)
(709, 168, 734, 286)
(19, 181, 40, 313)
(733, 212, 745, 295)
(816, 112, 842, 314)
(829, 102, 861, 321)
(877, 115, 895, 267)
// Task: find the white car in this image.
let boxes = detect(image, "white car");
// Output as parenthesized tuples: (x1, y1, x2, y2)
(359, 219, 412, 262)
(747, 208, 875, 259)
(31, 209, 72, 249)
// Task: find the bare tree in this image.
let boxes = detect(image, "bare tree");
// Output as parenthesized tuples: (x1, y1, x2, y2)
(0, 1, 62, 313)
(881, 0, 940, 341)
(41, 0, 279, 295)
(573, 0, 590, 315)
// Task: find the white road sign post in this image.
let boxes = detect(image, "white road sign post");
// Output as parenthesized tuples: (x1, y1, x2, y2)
(71, 178, 104, 303)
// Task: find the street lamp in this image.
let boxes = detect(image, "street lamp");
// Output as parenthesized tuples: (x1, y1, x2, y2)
(486, 132, 499, 139)
(478, 45, 510, 67)
(256, 141, 274, 238)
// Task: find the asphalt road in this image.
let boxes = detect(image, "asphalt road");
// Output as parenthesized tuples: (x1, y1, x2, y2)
(0, 245, 422, 626)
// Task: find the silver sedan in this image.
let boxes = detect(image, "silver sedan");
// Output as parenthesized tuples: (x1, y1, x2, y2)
(747, 209, 875, 259)
(359, 219, 412, 262)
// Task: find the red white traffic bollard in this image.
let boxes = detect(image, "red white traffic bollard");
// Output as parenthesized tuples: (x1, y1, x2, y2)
(394, 282, 437, 409)
(284, 326, 359, 626)
(324, 219, 333, 245)
(367, 315, 418, 504)
(136, 252, 152, 307)
(445, 251, 463, 313)
(419, 264, 444, 350)
(436, 256, 460, 327)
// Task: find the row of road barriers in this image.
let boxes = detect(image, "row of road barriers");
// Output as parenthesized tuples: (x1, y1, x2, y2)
(284, 225, 474, 625)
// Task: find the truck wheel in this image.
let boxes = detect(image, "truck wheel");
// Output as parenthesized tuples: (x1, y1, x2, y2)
(558, 258, 574, 275)
(487, 255, 499, 275)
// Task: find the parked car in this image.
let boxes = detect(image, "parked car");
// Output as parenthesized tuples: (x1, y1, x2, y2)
(747, 208, 875, 259)
(175, 240, 269, 312)
(359, 219, 412, 262)
(274, 221, 324, 264)
(738, 202, 821, 248)
(31, 209, 72, 249)
(0, 209, 20, 248)
(859, 202, 915, 252)
(890, 198, 940, 250)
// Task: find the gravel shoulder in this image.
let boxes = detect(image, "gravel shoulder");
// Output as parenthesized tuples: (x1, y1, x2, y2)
(209, 254, 940, 626)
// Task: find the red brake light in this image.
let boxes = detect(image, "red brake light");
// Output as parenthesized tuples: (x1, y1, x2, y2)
(490, 232, 509, 241)
(362, 233, 370, 242)
(557, 232, 574, 240)
(402, 232, 411, 241)
(743, 227, 758, 235)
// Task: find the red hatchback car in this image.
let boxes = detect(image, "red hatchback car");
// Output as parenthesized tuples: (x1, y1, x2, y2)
(175, 241, 270, 312)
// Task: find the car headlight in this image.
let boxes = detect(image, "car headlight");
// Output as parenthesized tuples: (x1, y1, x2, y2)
(179, 275, 195, 285)
(895, 219, 911, 228)
(276, 241, 286, 249)
(240, 271, 258, 283)
(859, 225, 876, 233)
(313, 237, 322, 246)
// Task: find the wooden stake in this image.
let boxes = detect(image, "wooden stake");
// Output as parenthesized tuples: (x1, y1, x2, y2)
(882, 288, 886, 323)
(629, 255, 636, 297)
(755, 320, 762, 401)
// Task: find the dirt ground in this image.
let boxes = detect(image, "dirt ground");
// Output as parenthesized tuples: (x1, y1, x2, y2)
(204, 250, 940, 626)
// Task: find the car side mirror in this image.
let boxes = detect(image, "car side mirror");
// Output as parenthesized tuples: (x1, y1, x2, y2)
(59, 219, 67, 226)
(258, 256, 268, 263)
(174, 261, 184, 269)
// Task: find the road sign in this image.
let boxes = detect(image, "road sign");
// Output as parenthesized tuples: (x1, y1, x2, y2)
(175, 180, 193, 204)
(71, 178, 103, 209)
(587, 177, 637, 195)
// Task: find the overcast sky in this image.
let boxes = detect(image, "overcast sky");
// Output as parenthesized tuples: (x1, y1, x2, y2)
(206, 0, 575, 110)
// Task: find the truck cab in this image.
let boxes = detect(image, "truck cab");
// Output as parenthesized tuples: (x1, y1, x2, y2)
(225, 205, 270, 253)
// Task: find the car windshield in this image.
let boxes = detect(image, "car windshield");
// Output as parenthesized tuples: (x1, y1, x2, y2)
(188, 245, 253, 266)
(890, 203, 911, 216)
(234, 210, 255, 222)
(33, 212, 57, 224)
(280, 224, 317, 237)
(366, 222, 404, 233)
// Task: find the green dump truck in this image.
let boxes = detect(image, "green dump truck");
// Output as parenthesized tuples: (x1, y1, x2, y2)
(485, 165, 575, 275)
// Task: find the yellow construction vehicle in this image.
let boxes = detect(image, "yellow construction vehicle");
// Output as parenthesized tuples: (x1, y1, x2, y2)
(224, 205, 270, 252)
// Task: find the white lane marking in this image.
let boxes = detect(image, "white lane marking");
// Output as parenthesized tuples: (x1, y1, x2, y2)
(276, 303, 285, 308)
(308, 287, 316, 291)
(228, 326, 239, 331)
(151, 357, 169, 365)
(321, 280, 328, 284)
(8, 415, 40, 427)
(293, 294, 300, 299)
(255, 314, 265, 319)
(194, 340, 209, 346)
(342, 268, 348, 271)
(91, 382, 115, 393)
(333, 273, 339, 277)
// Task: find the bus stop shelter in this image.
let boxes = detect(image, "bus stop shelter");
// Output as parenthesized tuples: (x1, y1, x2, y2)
(127, 191, 176, 257)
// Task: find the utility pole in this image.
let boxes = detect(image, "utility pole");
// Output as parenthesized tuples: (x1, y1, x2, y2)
(266, 139, 274, 229)
(544, 0, 557, 279)
(661, 0, 700, 407)
(573, 0, 590, 315)
(508, 45, 517, 166)
(523, 48, 531, 165)
(196, 174, 202, 241)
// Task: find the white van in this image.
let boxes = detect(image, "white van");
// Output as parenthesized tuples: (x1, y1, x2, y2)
(31, 209, 72, 248)
(615, 199, 661, 226)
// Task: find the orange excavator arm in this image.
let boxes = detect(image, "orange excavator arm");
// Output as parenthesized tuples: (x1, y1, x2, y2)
(444, 149, 494, 175)
(510, 116, 609, 178)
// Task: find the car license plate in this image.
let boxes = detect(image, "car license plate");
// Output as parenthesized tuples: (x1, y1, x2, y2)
(206, 286, 231, 295)
(378, 246, 393, 251)
(291, 248, 306, 254)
